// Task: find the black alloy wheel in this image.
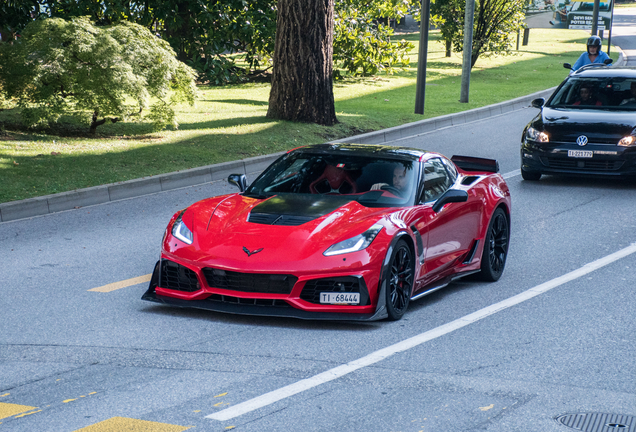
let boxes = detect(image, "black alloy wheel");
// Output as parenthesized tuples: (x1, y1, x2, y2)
(521, 167, 541, 181)
(479, 208, 509, 281)
(385, 239, 414, 321)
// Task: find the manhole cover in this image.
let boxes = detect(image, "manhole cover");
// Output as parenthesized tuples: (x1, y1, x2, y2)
(557, 413, 636, 432)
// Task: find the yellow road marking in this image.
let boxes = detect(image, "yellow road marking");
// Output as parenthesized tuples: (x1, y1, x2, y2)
(74, 417, 191, 431)
(0, 403, 38, 420)
(89, 274, 151, 293)
(14, 409, 42, 418)
(63, 392, 97, 404)
(214, 392, 228, 398)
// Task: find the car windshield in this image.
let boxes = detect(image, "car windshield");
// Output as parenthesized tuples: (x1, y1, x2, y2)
(570, 1, 610, 11)
(244, 151, 418, 208)
(547, 77, 636, 110)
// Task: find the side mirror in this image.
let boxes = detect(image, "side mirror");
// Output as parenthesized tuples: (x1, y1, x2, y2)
(228, 174, 247, 192)
(531, 98, 545, 109)
(563, 63, 573, 70)
(431, 189, 468, 213)
(604, 58, 613, 65)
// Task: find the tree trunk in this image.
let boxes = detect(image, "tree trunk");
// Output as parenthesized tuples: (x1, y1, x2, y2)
(471, 52, 479, 68)
(89, 110, 118, 135)
(0, 29, 13, 42)
(89, 110, 102, 135)
(445, 39, 452, 57)
(266, 0, 337, 126)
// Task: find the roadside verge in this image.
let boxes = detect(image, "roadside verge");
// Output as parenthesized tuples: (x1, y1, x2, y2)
(0, 87, 575, 223)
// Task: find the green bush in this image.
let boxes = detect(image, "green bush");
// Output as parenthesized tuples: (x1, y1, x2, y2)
(0, 17, 197, 134)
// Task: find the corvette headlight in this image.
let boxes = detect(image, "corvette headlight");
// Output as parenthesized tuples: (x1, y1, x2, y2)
(324, 224, 383, 256)
(526, 127, 549, 143)
(618, 136, 636, 147)
(172, 211, 193, 245)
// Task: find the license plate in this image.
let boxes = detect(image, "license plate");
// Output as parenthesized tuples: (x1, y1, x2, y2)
(568, 150, 593, 158)
(320, 292, 360, 304)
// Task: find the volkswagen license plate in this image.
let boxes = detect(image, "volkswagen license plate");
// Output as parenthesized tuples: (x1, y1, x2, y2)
(320, 292, 360, 304)
(568, 150, 593, 158)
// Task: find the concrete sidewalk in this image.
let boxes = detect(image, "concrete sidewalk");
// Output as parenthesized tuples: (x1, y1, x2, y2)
(0, 48, 624, 223)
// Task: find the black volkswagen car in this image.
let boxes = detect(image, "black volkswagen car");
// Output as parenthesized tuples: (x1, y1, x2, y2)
(521, 65, 636, 180)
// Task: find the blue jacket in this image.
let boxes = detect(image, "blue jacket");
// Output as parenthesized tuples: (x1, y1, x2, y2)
(572, 51, 610, 71)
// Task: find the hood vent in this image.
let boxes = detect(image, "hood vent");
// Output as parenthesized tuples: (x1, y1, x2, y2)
(248, 212, 314, 226)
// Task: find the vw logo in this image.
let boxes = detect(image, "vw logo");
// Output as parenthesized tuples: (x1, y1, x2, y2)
(576, 135, 588, 146)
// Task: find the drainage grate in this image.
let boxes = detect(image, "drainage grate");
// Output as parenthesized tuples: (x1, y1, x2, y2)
(557, 413, 636, 432)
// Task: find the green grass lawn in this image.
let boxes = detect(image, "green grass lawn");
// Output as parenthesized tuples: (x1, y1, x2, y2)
(0, 28, 598, 204)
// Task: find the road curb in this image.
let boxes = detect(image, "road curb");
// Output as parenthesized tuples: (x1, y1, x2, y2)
(0, 50, 625, 223)
(0, 153, 284, 222)
(330, 87, 558, 145)
(330, 44, 626, 146)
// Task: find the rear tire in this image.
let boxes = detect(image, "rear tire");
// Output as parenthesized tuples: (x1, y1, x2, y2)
(384, 239, 414, 321)
(479, 208, 509, 282)
(521, 168, 541, 181)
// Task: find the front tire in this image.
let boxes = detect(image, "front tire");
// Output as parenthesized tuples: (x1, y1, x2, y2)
(384, 239, 414, 321)
(479, 208, 509, 282)
(521, 167, 541, 181)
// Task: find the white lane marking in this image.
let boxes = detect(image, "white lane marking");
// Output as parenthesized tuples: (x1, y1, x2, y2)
(503, 169, 520, 179)
(206, 242, 636, 421)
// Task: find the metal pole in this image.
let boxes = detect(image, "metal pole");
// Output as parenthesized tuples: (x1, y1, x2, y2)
(460, 0, 476, 103)
(591, 0, 600, 36)
(415, 0, 431, 114)
(607, 0, 614, 56)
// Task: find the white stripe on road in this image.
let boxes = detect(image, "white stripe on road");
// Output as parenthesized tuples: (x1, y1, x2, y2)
(206, 242, 636, 422)
(503, 169, 521, 179)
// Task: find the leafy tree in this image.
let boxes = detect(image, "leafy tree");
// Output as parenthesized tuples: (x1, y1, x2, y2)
(430, 0, 463, 57)
(0, 0, 43, 42)
(2, 0, 418, 84)
(147, 0, 277, 84)
(45, 0, 146, 25)
(4, 0, 277, 86)
(431, 0, 526, 68)
(267, 0, 337, 126)
(334, 1, 415, 76)
(0, 17, 196, 134)
(363, 0, 420, 23)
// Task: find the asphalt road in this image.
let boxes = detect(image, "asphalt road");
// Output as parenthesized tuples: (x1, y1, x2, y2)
(2, 14, 636, 432)
(611, 7, 636, 65)
(2, 101, 636, 431)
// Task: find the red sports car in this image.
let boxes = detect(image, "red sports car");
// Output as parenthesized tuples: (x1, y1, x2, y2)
(142, 143, 511, 321)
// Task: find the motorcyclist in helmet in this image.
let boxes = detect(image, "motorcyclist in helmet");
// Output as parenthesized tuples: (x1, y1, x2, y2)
(572, 35, 610, 71)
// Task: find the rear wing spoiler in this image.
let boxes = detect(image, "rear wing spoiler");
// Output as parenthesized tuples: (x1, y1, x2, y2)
(451, 155, 499, 173)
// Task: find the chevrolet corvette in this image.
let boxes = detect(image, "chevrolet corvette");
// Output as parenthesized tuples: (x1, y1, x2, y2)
(142, 143, 511, 321)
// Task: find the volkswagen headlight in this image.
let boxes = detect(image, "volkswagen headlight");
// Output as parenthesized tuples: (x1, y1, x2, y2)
(618, 136, 636, 147)
(526, 127, 549, 143)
